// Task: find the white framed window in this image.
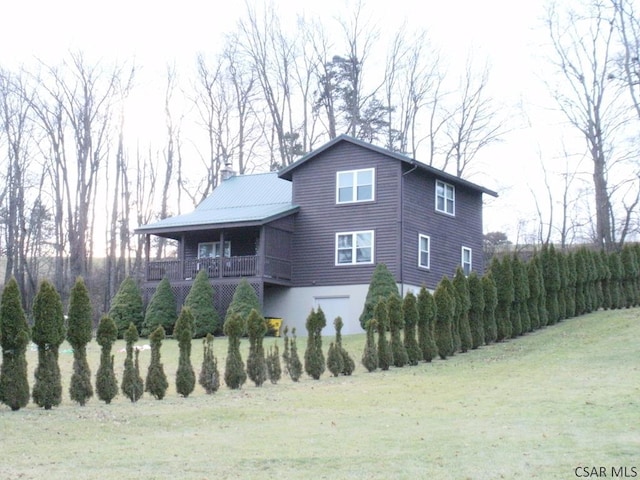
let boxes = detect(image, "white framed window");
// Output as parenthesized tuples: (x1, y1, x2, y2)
(461, 247, 472, 276)
(337, 168, 375, 204)
(418, 234, 431, 269)
(198, 241, 231, 258)
(436, 180, 455, 215)
(336, 231, 374, 265)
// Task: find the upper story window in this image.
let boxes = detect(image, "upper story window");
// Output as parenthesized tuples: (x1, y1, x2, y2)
(337, 168, 375, 204)
(419, 234, 430, 269)
(435, 180, 455, 215)
(198, 241, 231, 258)
(336, 231, 374, 265)
(461, 246, 472, 276)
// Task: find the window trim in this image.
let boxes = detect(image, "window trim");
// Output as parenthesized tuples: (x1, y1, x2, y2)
(336, 168, 375, 204)
(418, 234, 431, 270)
(461, 246, 472, 275)
(198, 240, 231, 259)
(435, 180, 455, 216)
(335, 230, 375, 266)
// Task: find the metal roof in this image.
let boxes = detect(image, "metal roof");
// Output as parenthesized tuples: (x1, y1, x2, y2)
(136, 172, 298, 235)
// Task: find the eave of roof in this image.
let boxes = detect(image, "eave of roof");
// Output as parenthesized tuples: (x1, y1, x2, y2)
(278, 134, 498, 198)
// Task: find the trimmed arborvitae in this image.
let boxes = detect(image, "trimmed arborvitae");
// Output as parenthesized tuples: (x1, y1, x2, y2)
(121, 323, 144, 402)
(67, 277, 94, 406)
(402, 292, 421, 365)
(541, 245, 560, 324)
(467, 271, 485, 349)
(327, 342, 344, 377)
(287, 327, 303, 382)
(599, 250, 612, 310)
(0, 278, 31, 411)
(556, 251, 568, 321)
(585, 249, 599, 312)
(621, 244, 638, 308)
(388, 294, 408, 367)
(359, 263, 399, 329)
(184, 269, 220, 338)
(375, 299, 392, 370)
(199, 334, 220, 394)
(592, 250, 606, 311)
(453, 267, 472, 352)
(491, 255, 513, 341)
(334, 316, 355, 375)
(526, 257, 542, 331)
(224, 311, 247, 389)
(361, 319, 378, 372)
(225, 279, 260, 331)
(266, 343, 282, 384)
(96, 315, 118, 404)
(574, 248, 587, 315)
(565, 252, 578, 319)
(145, 326, 169, 400)
(304, 307, 326, 380)
(246, 308, 267, 387)
(608, 250, 624, 310)
(511, 255, 528, 335)
(109, 277, 144, 338)
(141, 277, 177, 337)
(175, 307, 196, 397)
(417, 286, 438, 362)
(32, 280, 65, 410)
(434, 277, 455, 359)
(481, 273, 498, 343)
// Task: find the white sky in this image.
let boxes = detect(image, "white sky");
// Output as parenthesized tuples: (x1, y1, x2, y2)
(0, 0, 569, 243)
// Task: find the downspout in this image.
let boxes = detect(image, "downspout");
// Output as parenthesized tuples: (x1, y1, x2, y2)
(400, 162, 419, 297)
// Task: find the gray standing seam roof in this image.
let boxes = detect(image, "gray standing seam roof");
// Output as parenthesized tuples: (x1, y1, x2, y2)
(135, 172, 297, 233)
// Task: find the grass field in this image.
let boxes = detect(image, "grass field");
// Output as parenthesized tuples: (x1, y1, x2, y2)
(0, 308, 638, 479)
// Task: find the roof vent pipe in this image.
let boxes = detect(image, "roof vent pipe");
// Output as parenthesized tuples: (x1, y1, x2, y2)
(220, 162, 235, 181)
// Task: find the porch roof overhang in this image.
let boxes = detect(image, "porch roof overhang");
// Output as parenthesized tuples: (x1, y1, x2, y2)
(134, 205, 299, 240)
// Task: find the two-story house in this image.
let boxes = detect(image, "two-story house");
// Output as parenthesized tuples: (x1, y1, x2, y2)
(136, 135, 497, 334)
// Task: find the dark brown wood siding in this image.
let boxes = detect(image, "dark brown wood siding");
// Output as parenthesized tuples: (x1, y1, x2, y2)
(401, 163, 485, 289)
(290, 141, 402, 286)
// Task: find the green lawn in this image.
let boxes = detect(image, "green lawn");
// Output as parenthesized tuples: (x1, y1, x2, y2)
(1, 308, 638, 479)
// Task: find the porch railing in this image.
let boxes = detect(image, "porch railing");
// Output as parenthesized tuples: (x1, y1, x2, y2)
(145, 255, 291, 282)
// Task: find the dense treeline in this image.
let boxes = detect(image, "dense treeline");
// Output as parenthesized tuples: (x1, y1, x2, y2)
(1, 244, 639, 410)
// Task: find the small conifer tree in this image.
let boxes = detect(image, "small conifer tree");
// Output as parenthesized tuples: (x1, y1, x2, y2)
(359, 263, 399, 329)
(467, 271, 485, 349)
(608, 251, 624, 309)
(224, 311, 247, 389)
(304, 308, 326, 380)
(175, 307, 196, 397)
(388, 294, 408, 367)
(417, 286, 438, 362)
(491, 256, 513, 341)
(287, 328, 303, 382)
(225, 279, 261, 331)
(526, 257, 542, 331)
(199, 334, 220, 394)
(402, 292, 421, 365)
(621, 244, 638, 308)
(0, 278, 31, 411)
(121, 323, 144, 402)
(599, 250, 612, 310)
(246, 308, 268, 387)
(361, 319, 378, 372)
(565, 252, 578, 319)
(334, 317, 355, 375)
(541, 245, 561, 324)
(453, 267, 473, 352)
(67, 277, 94, 406)
(510, 255, 526, 335)
(141, 278, 177, 337)
(32, 280, 65, 410)
(109, 277, 144, 338)
(375, 300, 392, 370)
(481, 273, 498, 343)
(145, 326, 169, 400)
(434, 277, 455, 360)
(96, 315, 118, 404)
(185, 269, 220, 337)
(266, 343, 282, 384)
(556, 252, 568, 321)
(326, 342, 344, 377)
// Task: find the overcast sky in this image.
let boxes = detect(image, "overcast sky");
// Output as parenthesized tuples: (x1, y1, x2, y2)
(0, 0, 565, 242)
